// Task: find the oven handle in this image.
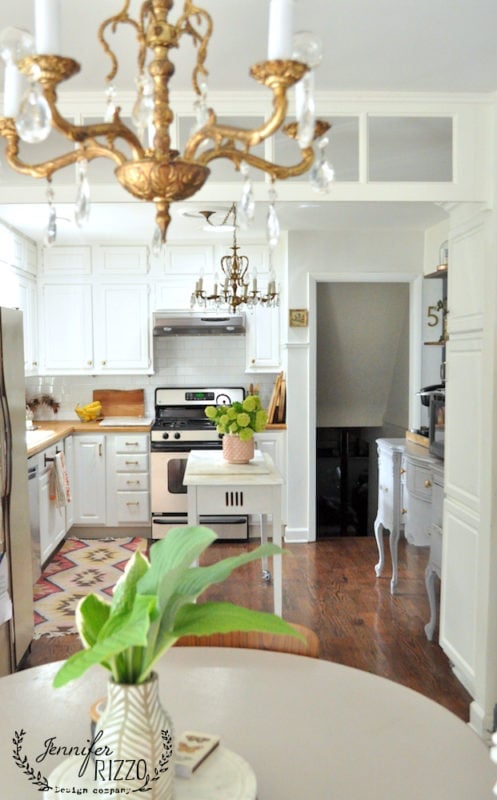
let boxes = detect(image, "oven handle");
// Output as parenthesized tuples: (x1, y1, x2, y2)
(150, 442, 222, 453)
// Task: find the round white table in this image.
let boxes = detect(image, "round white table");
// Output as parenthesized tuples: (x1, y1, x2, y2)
(1, 648, 494, 799)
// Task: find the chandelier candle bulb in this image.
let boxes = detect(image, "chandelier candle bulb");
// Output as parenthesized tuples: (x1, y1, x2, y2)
(3, 62, 22, 117)
(268, 0, 295, 59)
(34, 0, 61, 54)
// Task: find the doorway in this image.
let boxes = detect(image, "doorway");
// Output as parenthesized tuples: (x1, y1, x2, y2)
(314, 280, 411, 537)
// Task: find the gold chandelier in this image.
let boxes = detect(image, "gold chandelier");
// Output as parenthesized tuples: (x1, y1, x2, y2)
(190, 204, 279, 313)
(0, 1, 332, 244)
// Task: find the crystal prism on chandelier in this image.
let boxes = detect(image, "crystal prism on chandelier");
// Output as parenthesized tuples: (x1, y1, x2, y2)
(0, 1, 334, 246)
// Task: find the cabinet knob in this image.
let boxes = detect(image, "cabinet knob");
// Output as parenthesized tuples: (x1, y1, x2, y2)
(400, 468, 406, 475)
(101, 360, 106, 366)
(424, 479, 432, 488)
(87, 360, 93, 366)
(401, 508, 407, 515)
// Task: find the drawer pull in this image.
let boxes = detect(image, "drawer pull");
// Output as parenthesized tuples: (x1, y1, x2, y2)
(125, 442, 139, 446)
(126, 480, 140, 485)
(126, 501, 140, 507)
(424, 480, 432, 488)
(125, 460, 139, 465)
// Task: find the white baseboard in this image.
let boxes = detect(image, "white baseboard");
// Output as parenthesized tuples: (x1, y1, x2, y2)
(283, 527, 311, 543)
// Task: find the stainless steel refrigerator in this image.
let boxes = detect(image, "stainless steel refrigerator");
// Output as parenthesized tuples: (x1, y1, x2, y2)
(0, 307, 33, 675)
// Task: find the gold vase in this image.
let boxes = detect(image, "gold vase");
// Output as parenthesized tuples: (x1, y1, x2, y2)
(222, 434, 255, 464)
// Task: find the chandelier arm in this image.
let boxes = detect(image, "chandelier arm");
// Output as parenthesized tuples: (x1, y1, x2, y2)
(184, 84, 290, 161)
(192, 142, 316, 181)
(39, 84, 145, 159)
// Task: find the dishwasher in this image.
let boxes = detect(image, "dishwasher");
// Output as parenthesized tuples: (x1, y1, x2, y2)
(28, 456, 41, 583)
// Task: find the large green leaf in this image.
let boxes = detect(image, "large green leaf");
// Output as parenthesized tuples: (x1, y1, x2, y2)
(176, 543, 285, 598)
(53, 594, 156, 687)
(111, 549, 150, 618)
(138, 527, 217, 593)
(76, 594, 111, 648)
(134, 602, 302, 683)
(171, 601, 303, 639)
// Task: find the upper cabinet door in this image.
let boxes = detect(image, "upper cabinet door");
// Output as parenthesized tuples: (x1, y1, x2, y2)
(94, 283, 151, 372)
(41, 245, 92, 276)
(40, 283, 94, 372)
(245, 305, 281, 371)
(97, 246, 149, 275)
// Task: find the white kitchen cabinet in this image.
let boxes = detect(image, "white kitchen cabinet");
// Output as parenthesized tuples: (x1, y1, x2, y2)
(16, 270, 38, 374)
(0, 225, 39, 374)
(39, 281, 151, 373)
(41, 245, 92, 276)
(39, 283, 94, 372)
(93, 283, 151, 371)
(97, 245, 149, 275)
(38, 444, 66, 566)
(245, 305, 281, 371)
(106, 434, 150, 527)
(373, 438, 406, 593)
(152, 245, 216, 309)
(72, 435, 107, 525)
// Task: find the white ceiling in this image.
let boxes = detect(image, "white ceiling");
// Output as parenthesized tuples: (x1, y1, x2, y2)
(0, 0, 496, 244)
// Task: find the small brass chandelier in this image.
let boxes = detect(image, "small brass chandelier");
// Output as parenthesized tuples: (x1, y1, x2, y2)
(0, 1, 333, 245)
(190, 204, 279, 313)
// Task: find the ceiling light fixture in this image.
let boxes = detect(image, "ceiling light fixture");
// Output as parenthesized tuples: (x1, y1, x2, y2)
(190, 203, 279, 313)
(0, 1, 333, 247)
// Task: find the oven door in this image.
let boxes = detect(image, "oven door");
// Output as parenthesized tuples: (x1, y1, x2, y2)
(150, 449, 248, 541)
(151, 450, 188, 515)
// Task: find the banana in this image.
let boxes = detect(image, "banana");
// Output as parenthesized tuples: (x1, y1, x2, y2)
(75, 401, 102, 421)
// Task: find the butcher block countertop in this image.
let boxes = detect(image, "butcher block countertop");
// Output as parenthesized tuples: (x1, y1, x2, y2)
(26, 419, 153, 457)
(26, 420, 287, 457)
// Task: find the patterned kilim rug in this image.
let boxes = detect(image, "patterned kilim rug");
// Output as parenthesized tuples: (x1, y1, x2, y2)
(33, 536, 149, 638)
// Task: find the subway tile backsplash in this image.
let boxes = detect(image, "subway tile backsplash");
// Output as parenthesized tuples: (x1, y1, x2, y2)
(25, 336, 277, 420)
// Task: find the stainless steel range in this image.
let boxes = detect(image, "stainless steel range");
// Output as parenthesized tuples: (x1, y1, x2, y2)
(150, 386, 248, 539)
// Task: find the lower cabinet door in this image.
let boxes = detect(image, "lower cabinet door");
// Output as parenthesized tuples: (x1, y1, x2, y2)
(73, 436, 107, 525)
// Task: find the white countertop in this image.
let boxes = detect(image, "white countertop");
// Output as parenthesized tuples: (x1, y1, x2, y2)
(184, 450, 283, 485)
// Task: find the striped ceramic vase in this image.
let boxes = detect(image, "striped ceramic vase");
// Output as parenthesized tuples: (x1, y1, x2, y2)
(94, 673, 174, 799)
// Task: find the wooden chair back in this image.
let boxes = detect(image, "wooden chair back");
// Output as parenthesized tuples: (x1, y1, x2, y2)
(174, 622, 320, 658)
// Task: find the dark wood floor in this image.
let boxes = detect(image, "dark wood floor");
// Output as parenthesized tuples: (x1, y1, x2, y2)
(24, 534, 471, 722)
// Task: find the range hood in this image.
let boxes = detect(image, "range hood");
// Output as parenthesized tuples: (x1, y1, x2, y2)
(153, 311, 245, 336)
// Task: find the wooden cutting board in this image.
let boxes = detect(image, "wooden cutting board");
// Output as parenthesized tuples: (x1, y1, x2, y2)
(92, 389, 145, 418)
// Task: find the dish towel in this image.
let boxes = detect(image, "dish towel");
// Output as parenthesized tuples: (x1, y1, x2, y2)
(49, 451, 71, 507)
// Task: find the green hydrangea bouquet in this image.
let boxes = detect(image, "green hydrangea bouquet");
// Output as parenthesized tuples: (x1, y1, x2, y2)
(205, 395, 268, 441)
